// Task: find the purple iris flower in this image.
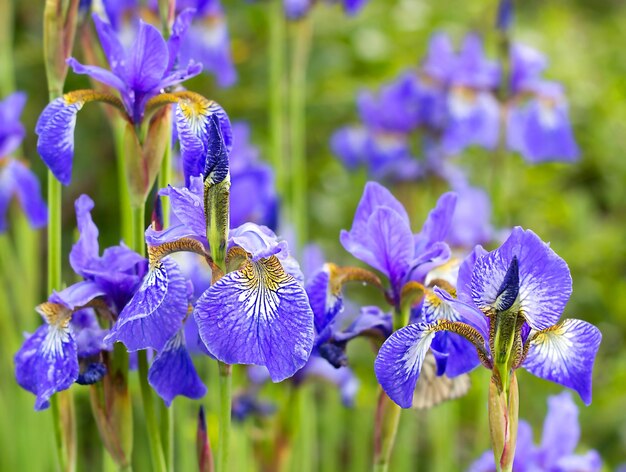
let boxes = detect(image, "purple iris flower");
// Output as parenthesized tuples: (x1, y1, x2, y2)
(142, 177, 313, 382)
(446, 183, 493, 249)
(469, 392, 602, 472)
(102, 0, 139, 30)
(284, 0, 368, 20)
(507, 81, 579, 163)
(176, 0, 237, 87)
(0, 92, 27, 157)
(375, 227, 602, 408)
(0, 158, 48, 232)
(36, 10, 201, 185)
(0, 93, 47, 232)
(442, 34, 501, 154)
(229, 122, 278, 229)
(340, 181, 456, 303)
(14, 194, 147, 409)
(194, 223, 314, 382)
(331, 126, 422, 182)
(69, 12, 200, 123)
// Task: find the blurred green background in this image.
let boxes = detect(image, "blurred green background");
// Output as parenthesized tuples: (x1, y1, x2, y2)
(2, 0, 626, 470)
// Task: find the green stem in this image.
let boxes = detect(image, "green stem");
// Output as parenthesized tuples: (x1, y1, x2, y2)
(296, 385, 316, 472)
(374, 302, 411, 471)
(138, 350, 167, 472)
(133, 205, 166, 472)
(0, 0, 15, 95)
(217, 362, 232, 472)
(268, 0, 286, 200)
(159, 401, 173, 472)
(114, 119, 133, 245)
(289, 17, 313, 250)
(372, 391, 402, 472)
(158, 130, 173, 228)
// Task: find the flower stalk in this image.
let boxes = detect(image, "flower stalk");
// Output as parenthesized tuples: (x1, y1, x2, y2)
(268, 0, 286, 200)
(289, 16, 313, 249)
(488, 371, 519, 472)
(43, 1, 81, 469)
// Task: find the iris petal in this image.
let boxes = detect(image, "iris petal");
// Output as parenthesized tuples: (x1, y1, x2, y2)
(523, 318, 601, 405)
(195, 256, 314, 382)
(70, 195, 100, 276)
(148, 330, 206, 406)
(374, 322, 438, 408)
(35, 96, 84, 185)
(14, 324, 79, 410)
(471, 227, 572, 330)
(175, 98, 232, 185)
(5, 159, 48, 229)
(104, 257, 189, 352)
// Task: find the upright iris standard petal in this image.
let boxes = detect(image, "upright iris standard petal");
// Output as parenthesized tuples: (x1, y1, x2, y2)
(305, 265, 343, 339)
(35, 95, 84, 185)
(104, 257, 189, 352)
(415, 191, 457, 251)
(195, 256, 314, 382)
(340, 182, 413, 288)
(364, 207, 414, 288)
(522, 318, 601, 405)
(70, 194, 100, 275)
(374, 322, 438, 408)
(471, 227, 572, 330)
(148, 330, 207, 406)
(160, 177, 206, 239)
(14, 324, 79, 410)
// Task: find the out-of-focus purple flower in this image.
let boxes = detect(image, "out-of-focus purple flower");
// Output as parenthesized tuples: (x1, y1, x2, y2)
(177, 0, 237, 87)
(357, 72, 424, 133)
(441, 34, 500, 154)
(284, 0, 368, 20)
(0, 92, 27, 157)
(331, 126, 422, 182)
(341, 182, 455, 303)
(446, 184, 493, 248)
(375, 227, 601, 408)
(295, 356, 359, 406)
(0, 93, 48, 232)
(232, 391, 276, 422)
(507, 82, 579, 163)
(469, 391, 603, 472)
(0, 158, 48, 232)
(102, 0, 139, 31)
(229, 122, 278, 229)
(510, 44, 547, 94)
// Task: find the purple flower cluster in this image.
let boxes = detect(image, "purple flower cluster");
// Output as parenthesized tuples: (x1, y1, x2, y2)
(0, 93, 47, 232)
(15, 195, 147, 409)
(332, 32, 579, 184)
(284, 0, 368, 20)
